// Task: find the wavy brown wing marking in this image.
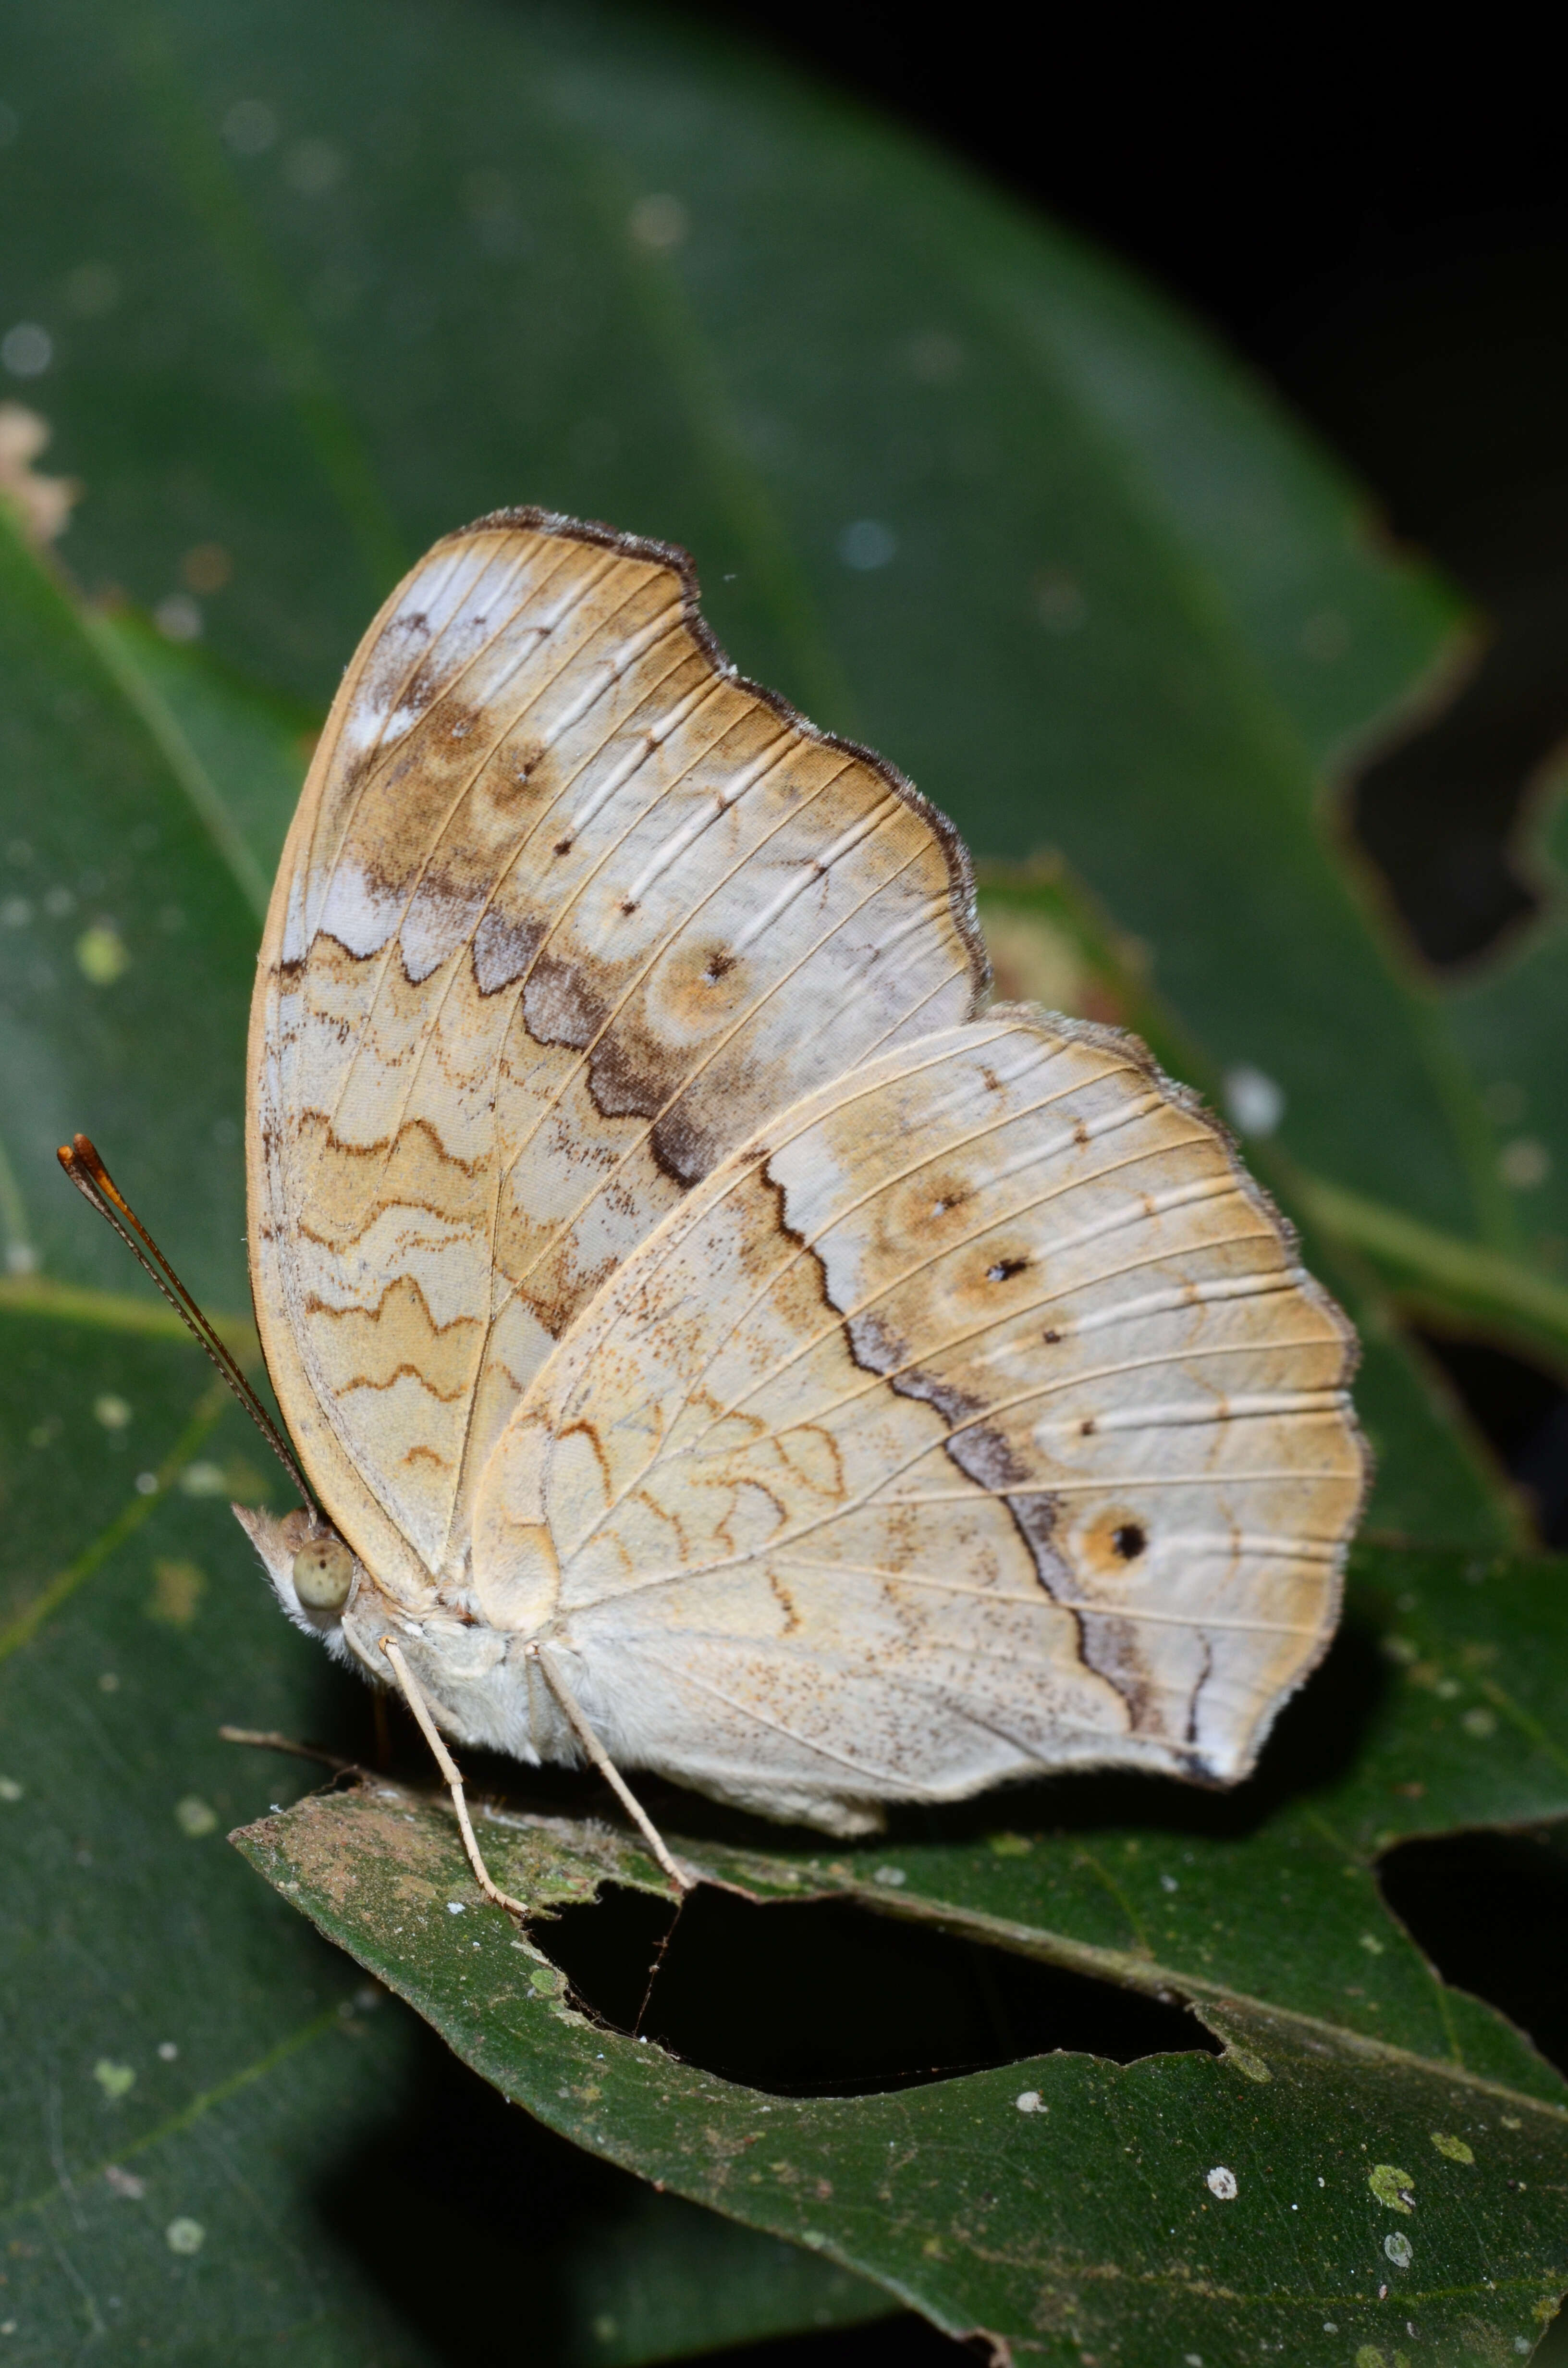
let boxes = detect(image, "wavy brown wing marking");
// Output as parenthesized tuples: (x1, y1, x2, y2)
(472, 1012, 1365, 1824)
(249, 511, 985, 1590)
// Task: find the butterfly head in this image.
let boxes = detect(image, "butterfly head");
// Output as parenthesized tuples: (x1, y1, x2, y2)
(232, 1502, 364, 1643)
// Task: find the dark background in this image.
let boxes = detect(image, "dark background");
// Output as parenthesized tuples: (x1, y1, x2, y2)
(679, 5, 1568, 1550)
(684, 8, 1568, 974)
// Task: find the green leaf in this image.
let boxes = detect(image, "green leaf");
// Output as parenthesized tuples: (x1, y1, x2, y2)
(1445, 766, 1568, 1365)
(0, 512, 253, 1310)
(238, 1542, 1568, 2363)
(0, 1323, 889, 2364)
(0, 519, 882, 2359)
(9, 0, 1551, 1533)
(79, 604, 317, 922)
(4, 0, 1566, 2356)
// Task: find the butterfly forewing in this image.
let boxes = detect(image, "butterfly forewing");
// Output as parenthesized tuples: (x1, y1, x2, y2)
(249, 512, 985, 1594)
(472, 1012, 1364, 1829)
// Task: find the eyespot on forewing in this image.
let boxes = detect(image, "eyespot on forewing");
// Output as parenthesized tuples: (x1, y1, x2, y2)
(293, 1534, 354, 1612)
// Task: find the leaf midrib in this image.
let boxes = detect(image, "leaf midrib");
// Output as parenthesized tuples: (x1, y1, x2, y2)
(0, 2000, 350, 2228)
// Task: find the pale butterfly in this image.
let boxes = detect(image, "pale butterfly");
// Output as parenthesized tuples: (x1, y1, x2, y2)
(67, 510, 1366, 1902)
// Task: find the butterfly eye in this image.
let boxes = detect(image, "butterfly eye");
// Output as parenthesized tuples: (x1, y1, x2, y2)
(1112, 1524, 1147, 1563)
(293, 1535, 355, 1612)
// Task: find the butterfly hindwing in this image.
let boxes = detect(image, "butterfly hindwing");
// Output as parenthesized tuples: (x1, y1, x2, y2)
(248, 513, 985, 1597)
(472, 1011, 1365, 1830)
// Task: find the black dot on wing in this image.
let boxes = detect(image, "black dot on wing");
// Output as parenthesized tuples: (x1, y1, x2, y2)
(1113, 1523, 1146, 1562)
(986, 1257, 1029, 1284)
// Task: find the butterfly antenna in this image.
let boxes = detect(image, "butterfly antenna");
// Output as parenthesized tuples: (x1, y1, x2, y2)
(57, 1133, 317, 1509)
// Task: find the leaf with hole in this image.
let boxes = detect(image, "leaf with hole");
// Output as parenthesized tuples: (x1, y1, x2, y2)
(237, 1542, 1568, 2363)
(1, 0, 1565, 2357)
(0, 520, 881, 2363)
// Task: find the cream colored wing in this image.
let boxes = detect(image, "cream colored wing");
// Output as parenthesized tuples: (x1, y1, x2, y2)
(472, 1010, 1365, 1829)
(248, 511, 984, 1600)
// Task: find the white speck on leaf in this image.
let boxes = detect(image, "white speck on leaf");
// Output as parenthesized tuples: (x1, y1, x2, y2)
(103, 2164, 145, 2198)
(165, 2217, 205, 2255)
(2, 322, 53, 378)
(174, 1797, 217, 1838)
(1499, 1137, 1549, 1190)
(283, 138, 345, 197)
(158, 2042, 178, 2060)
(838, 519, 897, 572)
(872, 1865, 906, 1887)
(93, 1394, 131, 1431)
(1462, 1706, 1497, 1739)
(1384, 2232, 1413, 2267)
(1015, 2091, 1043, 2114)
(1223, 1064, 1285, 1137)
(153, 594, 201, 643)
(628, 193, 688, 251)
(1205, 2166, 1237, 2200)
(447, 1900, 465, 1914)
(93, 2059, 135, 2103)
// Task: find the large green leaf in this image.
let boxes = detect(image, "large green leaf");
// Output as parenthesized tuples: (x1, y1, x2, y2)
(7, 0, 1561, 1524)
(1445, 768, 1568, 1358)
(2, 0, 1566, 2357)
(0, 0, 1550, 1250)
(236, 1542, 1568, 2364)
(0, 1329, 892, 2366)
(0, 523, 888, 2359)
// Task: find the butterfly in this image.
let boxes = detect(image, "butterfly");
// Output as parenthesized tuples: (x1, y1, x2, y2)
(204, 508, 1364, 1889)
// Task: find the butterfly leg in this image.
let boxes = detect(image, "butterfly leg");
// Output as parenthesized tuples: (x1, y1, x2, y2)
(525, 1642, 694, 1896)
(378, 1636, 530, 1919)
